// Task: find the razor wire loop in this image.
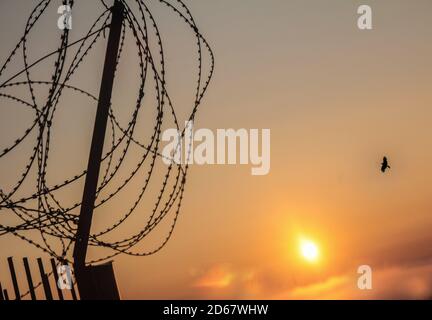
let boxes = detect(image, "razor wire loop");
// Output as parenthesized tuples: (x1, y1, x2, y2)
(0, 0, 214, 280)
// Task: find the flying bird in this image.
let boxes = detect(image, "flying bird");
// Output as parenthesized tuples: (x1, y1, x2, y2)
(381, 156, 391, 173)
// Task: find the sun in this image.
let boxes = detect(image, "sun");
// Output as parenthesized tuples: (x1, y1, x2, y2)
(299, 239, 319, 263)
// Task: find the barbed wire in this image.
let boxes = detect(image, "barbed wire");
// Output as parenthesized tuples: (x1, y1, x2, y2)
(0, 0, 214, 270)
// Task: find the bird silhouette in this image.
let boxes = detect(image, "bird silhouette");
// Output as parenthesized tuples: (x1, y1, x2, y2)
(381, 156, 391, 173)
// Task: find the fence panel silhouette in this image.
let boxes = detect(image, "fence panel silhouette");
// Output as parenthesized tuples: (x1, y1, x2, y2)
(0, 257, 78, 300)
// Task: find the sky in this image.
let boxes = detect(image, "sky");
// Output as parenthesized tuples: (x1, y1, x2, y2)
(1, 0, 432, 300)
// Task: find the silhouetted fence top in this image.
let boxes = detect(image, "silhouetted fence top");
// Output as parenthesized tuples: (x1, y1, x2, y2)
(0, 257, 78, 300)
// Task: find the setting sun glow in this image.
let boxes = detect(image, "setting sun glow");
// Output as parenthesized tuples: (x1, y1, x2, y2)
(300, 239, 319, 263)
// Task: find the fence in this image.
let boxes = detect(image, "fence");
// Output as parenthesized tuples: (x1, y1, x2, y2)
(0, 257, 78, 300)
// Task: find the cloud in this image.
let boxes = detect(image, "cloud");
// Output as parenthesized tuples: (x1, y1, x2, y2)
(193, 264, 234, 289)
(189, 263, 266, 299)
(189, 260, 432, 300)
(282, 275, 350, 300)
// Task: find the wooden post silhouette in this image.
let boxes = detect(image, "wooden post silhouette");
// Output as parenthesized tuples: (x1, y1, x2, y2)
(73, 0, 124, 300)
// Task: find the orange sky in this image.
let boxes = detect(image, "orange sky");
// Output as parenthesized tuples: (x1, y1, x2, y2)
(1, 0, 432, 300)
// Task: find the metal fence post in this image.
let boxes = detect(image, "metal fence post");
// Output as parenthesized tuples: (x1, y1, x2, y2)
(23, 257, 37, 300)
(50, 258, 64, 300)
(7, 257, 20, 300)
(37, 258, 53, 300)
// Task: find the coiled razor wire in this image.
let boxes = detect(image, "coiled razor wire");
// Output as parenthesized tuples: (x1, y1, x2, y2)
(0, 0, 214, 271)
